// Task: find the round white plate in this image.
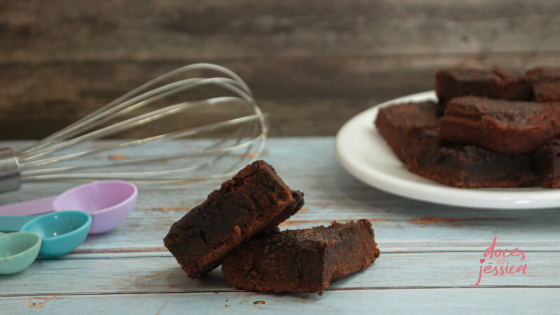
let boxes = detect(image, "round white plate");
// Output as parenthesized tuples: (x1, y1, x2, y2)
(335, 90, 560, 209)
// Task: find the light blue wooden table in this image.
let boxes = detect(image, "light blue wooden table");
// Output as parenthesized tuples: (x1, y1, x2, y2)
(1, 138, 559, 314)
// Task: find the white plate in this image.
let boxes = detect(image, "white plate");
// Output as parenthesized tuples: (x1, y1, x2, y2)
(335, 90, 560, 209)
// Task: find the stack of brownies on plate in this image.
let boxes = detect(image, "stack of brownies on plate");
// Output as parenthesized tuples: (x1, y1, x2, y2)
(375, 66, 560, 188)
(163, 161, 380, 294)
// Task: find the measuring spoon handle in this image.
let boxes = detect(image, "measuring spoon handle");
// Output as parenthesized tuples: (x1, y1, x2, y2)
(0, 216, 35, 232)
(0, 196, 58, 216)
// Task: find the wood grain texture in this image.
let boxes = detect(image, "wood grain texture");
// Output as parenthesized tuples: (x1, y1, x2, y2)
(3, 53, 560, 139)
(1, 252, 556, 296)
(1, 0, 560, 61)
(0, 139, 558, 313)
(2, 139, 560, 254)
(1, 0, 560, 139)
(2, 289, 560, 315)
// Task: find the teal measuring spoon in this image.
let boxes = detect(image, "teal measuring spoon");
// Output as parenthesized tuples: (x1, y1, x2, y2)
(0, 231, 41, 274)
(0, 210, 92, 256)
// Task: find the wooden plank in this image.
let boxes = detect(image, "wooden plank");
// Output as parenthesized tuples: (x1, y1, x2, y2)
(2, 53, 560, 139)
(0, 139, 557, 313)
(0, 252, 554, 296)
(1, 289, 560, 314)
(2, 139, 560, 253)
(58, 221, 560, 254)
(3, 0, 560, 140)
(1, 0, 560, 61)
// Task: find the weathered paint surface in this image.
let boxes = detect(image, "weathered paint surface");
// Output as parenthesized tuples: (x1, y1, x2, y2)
(2, 289, 560, 315)
(0, 139, 558, 313)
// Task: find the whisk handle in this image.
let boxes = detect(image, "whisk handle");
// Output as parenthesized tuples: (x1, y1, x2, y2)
(0, 147, 20, 194)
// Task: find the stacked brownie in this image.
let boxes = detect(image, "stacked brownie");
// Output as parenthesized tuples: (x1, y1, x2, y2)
(222, 220, 379, 293)
(435, 67, 532, 113)
(376, 66, 560, 188)
(434, 66, 560, 110)
(164, 161, 380, 293)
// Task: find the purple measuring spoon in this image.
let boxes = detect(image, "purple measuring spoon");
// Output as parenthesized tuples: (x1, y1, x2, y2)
(0, 180, 137, 234)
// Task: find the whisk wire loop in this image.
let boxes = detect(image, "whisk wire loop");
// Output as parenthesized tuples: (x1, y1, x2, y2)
(4, 63, 267, 187)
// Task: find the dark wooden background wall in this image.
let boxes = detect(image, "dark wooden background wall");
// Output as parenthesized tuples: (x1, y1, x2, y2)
(2, 0, 560, 139)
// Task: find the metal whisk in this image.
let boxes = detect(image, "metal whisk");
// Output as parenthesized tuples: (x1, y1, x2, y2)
(0, 63, 267, 193)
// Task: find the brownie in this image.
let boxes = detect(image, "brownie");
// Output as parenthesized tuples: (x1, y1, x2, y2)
(435, 67, 532, 112)
(163, 161, 304, 279)
(439, 96, 560, 153)
(526, 67, 560, 102)
(222, 220, 380, 293)
(374, 101, 439, 162)
(376, 102, 534, 188)
(534, 139, 560, 188)
(406, 127, 534, 188)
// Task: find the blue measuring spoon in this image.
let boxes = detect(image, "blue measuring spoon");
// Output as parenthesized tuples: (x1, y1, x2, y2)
(0, 210, 92, 256)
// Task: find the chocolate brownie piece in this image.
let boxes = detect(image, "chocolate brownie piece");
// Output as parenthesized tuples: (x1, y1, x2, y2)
(439, 96, 560, 153)
(374, 101, 439, 162)
(406, 127, 534, 188)
(534, 139, 560, 188)
(222, 220, 380, 293)
(435, 67, 532, 112)
(496, 67, 534, 102)
(163, 161, 304, 278)
(526, 67, 560, 102)
(376, 102, 535, 187)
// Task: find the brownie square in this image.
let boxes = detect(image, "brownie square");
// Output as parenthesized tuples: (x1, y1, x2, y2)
(222, 220, 380, 293)
(534, 139, 560, 188)
(435, 67, 532, 112)
(163, 161, 304, 278)
(376, 102, 535, 188)
(374, 101, 439, 162)
(405, 127, 534, 188)
(439, 96, 560, 153)
(496, 67, 534, 101)
(526, 67, 560, 102)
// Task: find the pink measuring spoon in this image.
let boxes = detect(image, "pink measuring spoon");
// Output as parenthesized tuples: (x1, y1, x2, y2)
(0, 180, 137, 234)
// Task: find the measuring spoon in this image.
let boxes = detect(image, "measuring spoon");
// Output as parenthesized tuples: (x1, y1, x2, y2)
(0, 231, 41, 274)
(0, 180, 137, 234)
(0, 210, 92, 256)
